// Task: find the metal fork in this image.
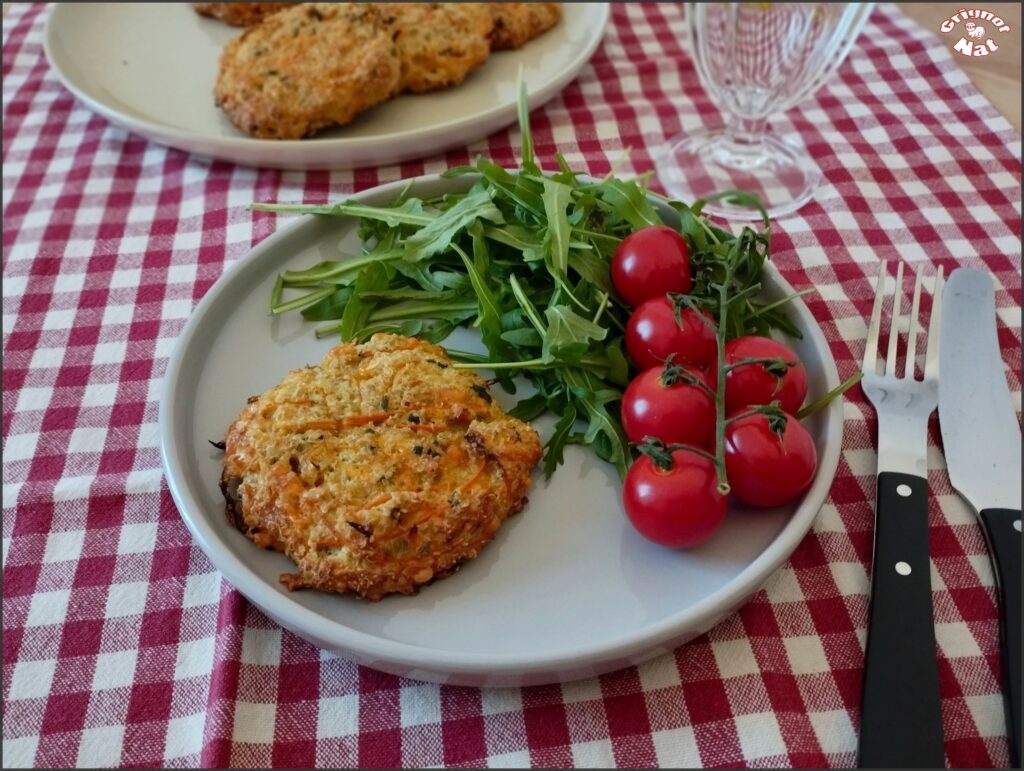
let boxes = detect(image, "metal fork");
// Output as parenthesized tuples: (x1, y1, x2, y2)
(858, 262, 947, 769)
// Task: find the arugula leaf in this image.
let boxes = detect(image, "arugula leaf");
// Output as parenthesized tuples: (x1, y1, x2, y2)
(542, 402, 579, 478)
(694, 189, 770, 228)
(542, 305, 607, 364)
(469, 220, 491, 277)
(501, 328, 544, 347)
(279, 252, 394, 287)
(389, 259, 448, 292)
(567, 248, 614, 294)
(440, 164, 478, 178)
(508, 393, 549, 422)
(403, 187, 504, 262)
(604, 341, 630, 387)
(484, 224, 545, 262)
(252, 197, 432, 229)
(564, 368, 629, 479)
(432, 271, 471, 291)
(454, 244, 509, 358)
(475, 158, 544, 216)
(508, 274, 546, 335)
(353, 318, 456, 344)
(541, 178, 572, 279)
(339, 262, 391, 341)
(368, 299, 477, 324)
(359, 287, 464, 302)
(301, 286, 353, 321)
(588, 179, 663, 230)
(517, 76, 540, 176)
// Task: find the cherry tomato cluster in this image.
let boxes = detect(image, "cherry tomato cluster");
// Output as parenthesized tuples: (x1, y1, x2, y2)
(611, 226, 819, 549)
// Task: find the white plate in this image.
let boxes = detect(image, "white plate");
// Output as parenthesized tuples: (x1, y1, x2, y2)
(43, 3, 609, 170)
(160, 173, 843, 687)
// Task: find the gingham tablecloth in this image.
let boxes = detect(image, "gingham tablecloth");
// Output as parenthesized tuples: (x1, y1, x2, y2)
(3, 3, 1021, 768)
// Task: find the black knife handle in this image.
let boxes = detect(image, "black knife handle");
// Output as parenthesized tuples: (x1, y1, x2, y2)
(979, 507, 1022, 768)
(859, 472, 945, 768)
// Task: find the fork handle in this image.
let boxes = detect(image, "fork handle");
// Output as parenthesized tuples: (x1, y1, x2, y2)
(859, 472, 945, 768)
(978, 507, 1021, 768)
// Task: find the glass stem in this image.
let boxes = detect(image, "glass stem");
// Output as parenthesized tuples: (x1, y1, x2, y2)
(715, 114, 770, 170)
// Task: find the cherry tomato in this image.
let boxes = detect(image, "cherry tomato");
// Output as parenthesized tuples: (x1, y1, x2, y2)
(723, 336, 807, 415)
(625, 295, 717, 371)
(621, 365, 716, 449)
(724, 412, 817, 507)
(622, 447, 728, 548)
(611, 226, 692, 307)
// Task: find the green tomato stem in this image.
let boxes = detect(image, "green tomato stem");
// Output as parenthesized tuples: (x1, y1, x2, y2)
(675, 444, 719, 467)
(713, 276, 732, 496)
(722, 356, 797, 374)
(724, 402, 785, 427)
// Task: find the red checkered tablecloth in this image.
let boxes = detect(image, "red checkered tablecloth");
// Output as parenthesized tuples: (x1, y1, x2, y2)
(3, 3, 1021, 768)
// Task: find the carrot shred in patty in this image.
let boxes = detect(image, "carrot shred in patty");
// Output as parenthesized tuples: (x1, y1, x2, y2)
(459, 459, 488, 492)
(361, 494, 392, 510)
(290, 414, 389, 431)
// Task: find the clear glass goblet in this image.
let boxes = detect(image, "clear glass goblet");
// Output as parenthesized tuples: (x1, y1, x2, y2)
(660, 2, 874, 219)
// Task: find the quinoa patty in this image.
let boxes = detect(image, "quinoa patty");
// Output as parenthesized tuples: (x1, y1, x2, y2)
(379, 3, 494, 93)
(220, 334, 542, 601)
(213, 3, 401, 139)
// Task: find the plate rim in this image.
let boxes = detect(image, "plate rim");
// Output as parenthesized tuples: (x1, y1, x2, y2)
(42, 3, 610, 162)
(159, 172, 843, 678)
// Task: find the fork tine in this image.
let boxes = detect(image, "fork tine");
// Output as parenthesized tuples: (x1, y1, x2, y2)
(905, 266, 924, 379)
(924, 266, 944, 379)
(863, 261, 888, 375)
(884, 261, 904, 376)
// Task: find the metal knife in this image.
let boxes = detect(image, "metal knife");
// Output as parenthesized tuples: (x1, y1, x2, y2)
(938, 267, 1022, 768)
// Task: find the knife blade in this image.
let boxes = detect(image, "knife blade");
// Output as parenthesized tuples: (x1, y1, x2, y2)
(938, 267, 1022, 767)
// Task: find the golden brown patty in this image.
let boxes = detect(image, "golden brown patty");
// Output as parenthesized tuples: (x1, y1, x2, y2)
(214, 3, 402, 139)
(488, 2, 562, 50)
(193, 2, 298, 27)
(220, 334, 542, 601)
(379, 3, 494, 93)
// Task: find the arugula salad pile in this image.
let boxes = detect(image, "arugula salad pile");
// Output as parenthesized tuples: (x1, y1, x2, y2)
(251, 85, 808, 481)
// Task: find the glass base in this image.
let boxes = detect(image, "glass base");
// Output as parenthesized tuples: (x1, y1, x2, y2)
(658, 128, 821, 221)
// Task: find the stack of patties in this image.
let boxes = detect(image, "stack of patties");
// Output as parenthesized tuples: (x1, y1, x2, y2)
(199, 2, 563, 139)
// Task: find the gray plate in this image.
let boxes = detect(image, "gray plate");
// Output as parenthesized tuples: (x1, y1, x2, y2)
(44, 3, 609, 170)
(159, 174, 843, 686)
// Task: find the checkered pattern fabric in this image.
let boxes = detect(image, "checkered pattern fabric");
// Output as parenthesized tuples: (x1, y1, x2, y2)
(3, 2, 1021, 768)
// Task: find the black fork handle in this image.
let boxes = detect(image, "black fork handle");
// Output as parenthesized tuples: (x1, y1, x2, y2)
(859, 472, 945, 768)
